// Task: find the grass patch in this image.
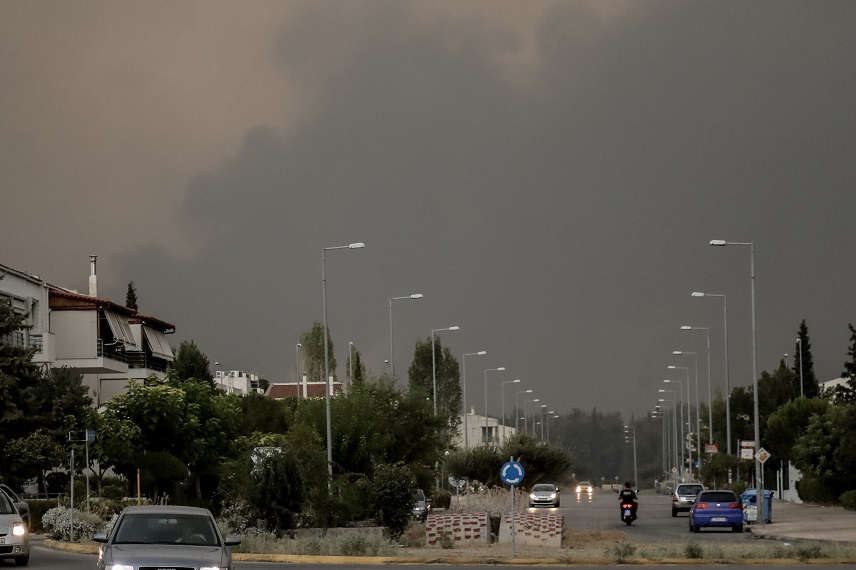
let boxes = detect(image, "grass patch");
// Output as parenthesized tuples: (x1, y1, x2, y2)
(234, 533, 398, 556)
(684, 539, 703, 559)
(605, 541, 637, 563)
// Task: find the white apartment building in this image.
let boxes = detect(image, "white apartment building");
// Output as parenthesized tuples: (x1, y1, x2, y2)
(214, 369, 262, 395)
(453, 407, 517, 449)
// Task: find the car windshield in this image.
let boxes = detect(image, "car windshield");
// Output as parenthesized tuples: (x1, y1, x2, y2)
(113, 513, 219, 546)
(412, 490, 425, 502)
(699, 492, 738, 503)
(678, 485, 704, 495)
(0, 492, 15, 514)
(578, 481, 591, 486)
(532, 484, 555, 492)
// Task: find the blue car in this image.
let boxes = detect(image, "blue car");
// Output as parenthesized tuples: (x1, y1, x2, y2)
(688, 490, 743, 533)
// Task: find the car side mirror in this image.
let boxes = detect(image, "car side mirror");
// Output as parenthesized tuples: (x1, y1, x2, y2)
(92, 533, 108, 543)
(224, 534, 242, 546)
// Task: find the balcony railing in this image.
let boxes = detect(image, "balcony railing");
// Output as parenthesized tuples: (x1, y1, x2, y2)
(126, 351, 169, 373)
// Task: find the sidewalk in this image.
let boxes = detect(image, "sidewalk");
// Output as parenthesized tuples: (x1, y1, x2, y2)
(747, 500, 856, 543)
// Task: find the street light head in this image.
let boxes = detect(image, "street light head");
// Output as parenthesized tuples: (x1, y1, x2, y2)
(497, 367, 506, 371)
(533, 398, 540, 402)
(449, 326, 460, 331)
(296, 343, 301, 347)
(512, 379, 521, 383)
(525, 389, 533, 393)
(658, 389, 666, 392)
(672, 350, 682, 355)
(710, 239, 726, 246)
(691, 292, 705, 297)
(410, 294, 424, 299)
(348, 242, 365, 249)
(477, 351, 487, 355)
(667, 365, 677, 369)
(680, 326, 692, 330)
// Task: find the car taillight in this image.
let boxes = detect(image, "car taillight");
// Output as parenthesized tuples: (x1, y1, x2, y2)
(729, 503, 741, 509)
(672, 497, 678, 503)
(696, 503, 708, 509)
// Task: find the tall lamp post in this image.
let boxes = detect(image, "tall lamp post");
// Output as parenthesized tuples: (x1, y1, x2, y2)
(546, 411, 556, 442)
(662, 379, 684, 477)
(659, 394, 678, 482)
(515, 389, 532, 432)
(431, 326, 460, 415)
(668, 365, 692, 479)
(389, 293, 423, 377)
(624, 425, 637, 487)
(692, 291, 732, 455)
(673, 351, 701, 463)
(652, 405, 667, 474)
(501, 379, 520, 443)
(483, 367, 506, 440)
(710, 238, 764, 526)
(682, 326, 713, 445)
(296, 343, 302, 385)
(524, 398, 540, 433)
(462, 350, 487, 448)
(322, 241, 365, 485)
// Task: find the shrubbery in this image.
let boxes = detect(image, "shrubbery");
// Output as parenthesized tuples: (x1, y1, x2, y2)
(41, 505, 104, 542)
(839, 490, 856, 510)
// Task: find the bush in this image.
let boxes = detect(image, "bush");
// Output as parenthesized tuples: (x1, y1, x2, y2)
(432, 490, 451, 510)
(839, 490, 856, 510)
(796, 477, 838, 504)
(606, 541, 636, 563)
(41, 505, 104, 542)
(685, 540, 703, 559)
(371, 462, 413, 540)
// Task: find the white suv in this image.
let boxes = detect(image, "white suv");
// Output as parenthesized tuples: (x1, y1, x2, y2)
(671, 483, 704, 516)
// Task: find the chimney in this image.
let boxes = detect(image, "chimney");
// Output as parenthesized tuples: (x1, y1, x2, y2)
(88, 255, 98, 297)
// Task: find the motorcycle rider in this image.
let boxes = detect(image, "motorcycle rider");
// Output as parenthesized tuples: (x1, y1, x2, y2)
(618, 481, 638, 520)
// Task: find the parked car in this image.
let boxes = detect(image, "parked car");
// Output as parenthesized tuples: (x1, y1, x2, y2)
(688, 490, 743, 533)
(412, 488, 431, 521)
(671, 483, 704, 516)
(0, 485, 29, 530)
(93, 505, 241, 570)
(0, 487, 29, 566)
(575, 481, 593, 494)
(529, 483, 561, 507)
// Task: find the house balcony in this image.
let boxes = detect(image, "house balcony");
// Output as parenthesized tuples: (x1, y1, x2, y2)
(53, 339, 129, 374)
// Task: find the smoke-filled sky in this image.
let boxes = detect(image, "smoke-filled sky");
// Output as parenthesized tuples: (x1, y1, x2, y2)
(4, 1, 855, 424)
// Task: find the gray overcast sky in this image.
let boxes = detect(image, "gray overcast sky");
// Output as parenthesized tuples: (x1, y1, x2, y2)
(3, 1, 855, 424)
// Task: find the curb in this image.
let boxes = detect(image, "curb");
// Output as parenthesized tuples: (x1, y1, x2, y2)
(42, 540, 856, 565)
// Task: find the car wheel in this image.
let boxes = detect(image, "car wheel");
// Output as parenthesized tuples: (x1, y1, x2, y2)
(732, 524, 743, 533)
(555, 501, 560, 508)
(692, 524, 700, 533)
(14, 555, 29, 566)
(671, 507, 677, 517)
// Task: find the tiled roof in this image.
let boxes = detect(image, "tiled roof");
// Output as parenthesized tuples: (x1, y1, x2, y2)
(267, 382, 343, 399)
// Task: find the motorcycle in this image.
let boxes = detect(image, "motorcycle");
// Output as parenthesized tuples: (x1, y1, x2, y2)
(620, 501, 637, 525)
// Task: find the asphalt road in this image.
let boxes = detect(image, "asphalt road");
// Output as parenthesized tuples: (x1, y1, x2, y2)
(555, 487, 754, 544)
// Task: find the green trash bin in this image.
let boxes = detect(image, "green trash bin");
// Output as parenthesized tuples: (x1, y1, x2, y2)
(740, 489, 773, 523)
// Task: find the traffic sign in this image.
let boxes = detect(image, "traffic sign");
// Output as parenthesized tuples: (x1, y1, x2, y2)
(755, 447, 771, 464)
(704, 443, 718, 454)
(500, 461, 525, 485)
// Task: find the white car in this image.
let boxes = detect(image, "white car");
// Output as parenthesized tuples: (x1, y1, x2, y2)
(0, 488, 29, 566)
(575, 481, 594, 494)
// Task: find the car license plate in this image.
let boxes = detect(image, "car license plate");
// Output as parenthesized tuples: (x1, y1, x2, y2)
(0, 538, 4, 544)
(712, 517, 727, 522)
(624, 509, 631, 516)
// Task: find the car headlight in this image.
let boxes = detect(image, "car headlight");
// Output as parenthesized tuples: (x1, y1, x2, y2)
(529, 493, 537, 499)
(12, 522, 26, 536)
(549, 493, 557, 499)
(105, 565, 134, 570)
(575, 486, 581, 492)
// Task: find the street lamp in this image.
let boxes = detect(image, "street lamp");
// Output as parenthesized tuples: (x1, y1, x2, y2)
(501, 379, 521, 443)
(659, 393, 679, 481)
(389, 293, 423, 377)
(673, 351, 701, 461)
(710, 238, 764, 525)
(524, 398, 540, 433)
(662, 379, 685, 477)
(540, 404, 548, 439)
(546, 411, 556, 442)
(692, 291, 732, 455)
(624, 425, 638, 487)
(462, 350, 487, 448)
(682, 325, 713, 445)
(296, 343, 302, 385)
(515, 389, 533, 432)
(322, 241, 365, 485)
(431, 326, 460, 415)
(484, 367, 506, 439)
(668, 365, 692, 479)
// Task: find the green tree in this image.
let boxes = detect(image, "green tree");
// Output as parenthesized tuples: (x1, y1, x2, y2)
(791, 403, 856, 497)
(299, 322, 336, 382)
(765, 397, 829, 461)
(237, 392, 289, 436)
(125, 281, 139, 311)
(794, 320, 819, 398)
(168, 340, 214, 386)
(370, 461, 414, 539)
(347, 347, 366, 387)
(844, 323, 856, 380)
(5, 430, 65, 495)
(407, 336, 461, 426)
(500, 432, 574, 487)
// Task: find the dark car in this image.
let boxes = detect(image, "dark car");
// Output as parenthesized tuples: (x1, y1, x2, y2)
(688, 490, 743, 533)
(0, 484, 30, 530)
(671, 483, 704, 516)
(93, 505, 241, 570)
(529, 483, 560, 508)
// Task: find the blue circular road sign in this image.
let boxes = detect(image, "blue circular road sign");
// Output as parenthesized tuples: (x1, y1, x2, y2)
(501, 461, 525, 485)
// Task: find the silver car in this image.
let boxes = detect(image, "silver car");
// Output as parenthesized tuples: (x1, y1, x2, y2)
(672, 483, 704, 516)
(0, 488, 29, 566)
(529, 483, 560, 507)
(93, 505, 241, 570)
